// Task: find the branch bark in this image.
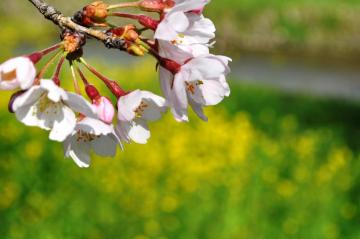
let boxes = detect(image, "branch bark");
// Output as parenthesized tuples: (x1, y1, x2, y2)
(27, 0, 126, 50)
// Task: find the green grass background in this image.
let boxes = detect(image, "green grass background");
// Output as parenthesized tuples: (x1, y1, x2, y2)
(0, 0, 360, 239)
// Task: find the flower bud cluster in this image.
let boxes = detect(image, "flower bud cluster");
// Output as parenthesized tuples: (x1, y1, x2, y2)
(0, 0, 231, 168)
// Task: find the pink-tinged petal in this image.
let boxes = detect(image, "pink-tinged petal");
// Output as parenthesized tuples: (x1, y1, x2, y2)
(158, 40, 193, 64)
(165, 11, 190, 32)
(159, 67, 188, 122)
(93, 96, 115, 124)
(199, 79, 228, 106)
(184, 56, 227, 78)
(172, 71, 190, 121)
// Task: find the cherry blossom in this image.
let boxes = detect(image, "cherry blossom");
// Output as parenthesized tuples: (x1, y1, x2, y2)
(0, 57, 36, 91)
(12, 80, 97, 142)
(64, 117, 121, 168)
(159, 54, 231, 121)
(116, 90, 167, 144)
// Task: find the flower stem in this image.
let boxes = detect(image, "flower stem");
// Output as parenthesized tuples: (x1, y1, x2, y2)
(79, 58, 127, 98)
(70, 61, 81, 95)
(110, 12, 141, 20)
(75, 65, 89, 86)
(107, 1, 140, 10)
(52, 54, 66, 85)
(35, 50, 62, 85)
(40, 43, 62, 56)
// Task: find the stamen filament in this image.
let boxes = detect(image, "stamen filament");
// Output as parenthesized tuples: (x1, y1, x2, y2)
(79, 58, 127, 98)
(70, 62, 81, 95)
(75, 65, 89, 86)
(52, 54, 66, 85)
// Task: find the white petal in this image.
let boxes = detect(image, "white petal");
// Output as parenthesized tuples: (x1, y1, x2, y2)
(117, 90, 142, 122)
(40, 80, 68, 102)
(77, 117, 113, 136)
(65, 92, 97, 118)
(92, 135, 118, 157)
(12, 86, 43, 111)
(64, 136, 91, 168)
(120, 120, 151, 144)
(49, 105, 76, 142)
(189, 97, 208, 121)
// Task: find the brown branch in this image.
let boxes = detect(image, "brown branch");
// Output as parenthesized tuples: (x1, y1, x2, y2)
(27, 0, 126, 50)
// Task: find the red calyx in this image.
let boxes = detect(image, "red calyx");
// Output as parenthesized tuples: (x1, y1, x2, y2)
(160, 58, 181, 75)
(104, 80, 127, 99)
(138, 15, 159, 31)
(27, 52, 43, 64)
(85, 84, 101, 101)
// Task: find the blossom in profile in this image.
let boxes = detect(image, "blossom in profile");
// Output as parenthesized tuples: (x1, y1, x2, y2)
(64, 117, 122, 168)
(159, 54, 231, 122)
(0, 57, 36, 91)
(116, 90, 167, 144)
(11, 80, 96, 142)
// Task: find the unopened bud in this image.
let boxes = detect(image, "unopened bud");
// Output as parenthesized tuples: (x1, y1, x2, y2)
(108, 25, 139, 42)
(93, 96, 115, 124)
(127, 44, 146, 56)
(84, 1, 108, 22)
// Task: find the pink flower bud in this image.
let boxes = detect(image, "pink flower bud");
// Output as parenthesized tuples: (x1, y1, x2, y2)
(94, 96, 115, 124)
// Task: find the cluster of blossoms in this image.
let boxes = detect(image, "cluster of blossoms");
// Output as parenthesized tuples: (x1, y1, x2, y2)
(0, 0, 230, 167)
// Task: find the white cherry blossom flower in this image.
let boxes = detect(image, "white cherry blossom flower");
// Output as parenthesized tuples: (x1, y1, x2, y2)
(64, 117, 122, 168)
(155, 12, 215, 61)
(116, 90, 167, 144)
(159, 54, 231, 122)
(0, 57, 36, 90)
(12, 79, 97, 142)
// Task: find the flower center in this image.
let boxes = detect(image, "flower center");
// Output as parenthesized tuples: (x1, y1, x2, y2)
(134, 101, 149, 118)
(76, 130, 99, 143)
(171, 34, 185, 45)
(185, 80, 203, 94)
(1, 69, 17, 82)
(35, 94, 62, 115)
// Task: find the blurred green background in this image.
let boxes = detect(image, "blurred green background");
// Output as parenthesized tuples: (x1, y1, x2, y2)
(0, 0, 359, 239)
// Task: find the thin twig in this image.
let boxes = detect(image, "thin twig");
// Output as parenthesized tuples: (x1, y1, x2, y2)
(27, 0, 126, 50)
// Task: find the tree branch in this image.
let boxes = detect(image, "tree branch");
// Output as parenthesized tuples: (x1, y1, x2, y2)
(27, 0, 126, 50)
